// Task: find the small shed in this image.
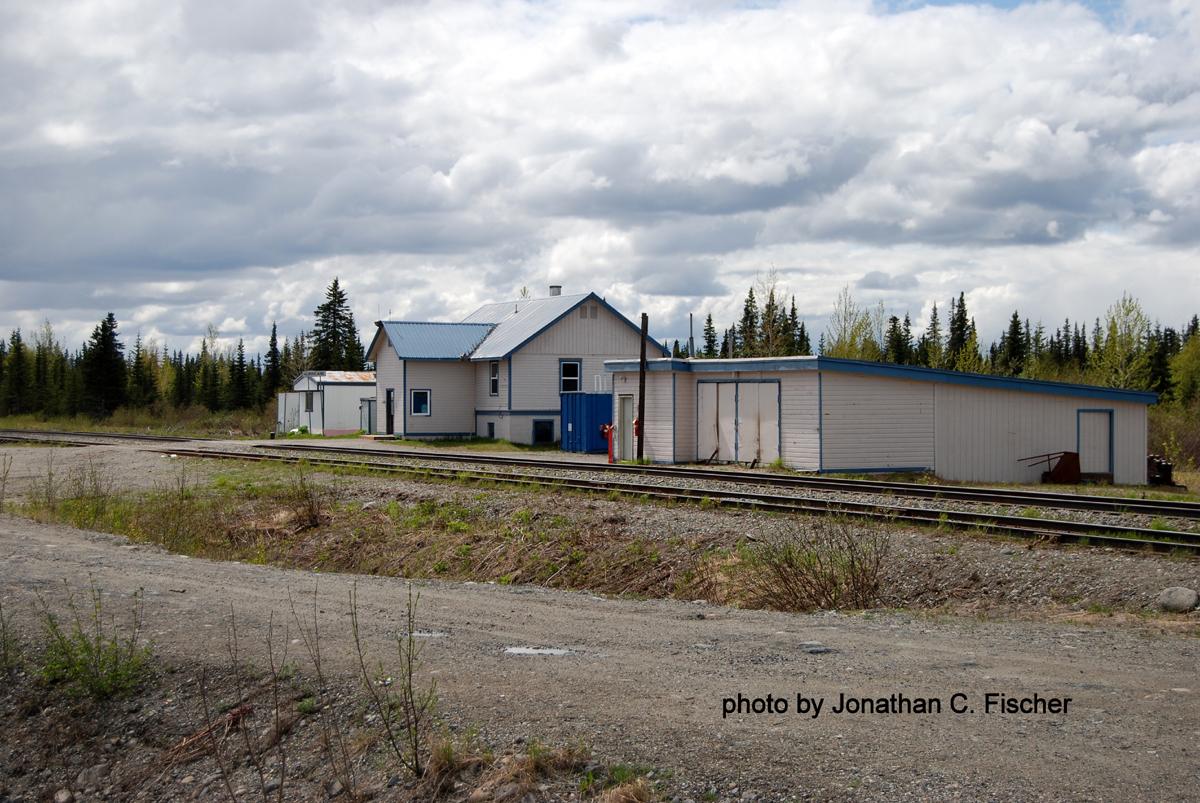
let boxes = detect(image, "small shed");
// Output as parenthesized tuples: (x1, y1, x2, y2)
(276, 371, 376, 436)
(603, 357, 1157, 485)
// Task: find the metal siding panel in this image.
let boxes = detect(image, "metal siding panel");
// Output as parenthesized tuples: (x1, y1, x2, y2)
(402, 361, 475, 435)
(759, 383, 780, 463)
(934, 385, 1148, 484)
(736, 382, 760, 462)
(374, 349, 404, 435)
(717, 383, 736, 462)
(821, 373, 935, 470)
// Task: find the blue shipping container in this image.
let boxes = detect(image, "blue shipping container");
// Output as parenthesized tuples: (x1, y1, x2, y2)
(560, 393, 612, 453)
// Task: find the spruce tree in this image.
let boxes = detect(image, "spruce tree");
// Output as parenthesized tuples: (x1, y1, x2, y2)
(916, 303, 943, 368)
(702, 314, 717, 358)
(264, 322, 282, 398)
(946, 292, 969, 368)
(2, 330, 29, 416)
(737, 288, 759, 357)
(311, 278, 364, 371)
(79, 314, 127, 418)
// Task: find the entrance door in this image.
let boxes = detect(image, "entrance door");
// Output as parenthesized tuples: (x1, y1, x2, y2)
(697, 384, 718, 461)
(757, 384, 780, 463)
(618, 395, 634, 460)
(385, 389, 395, 435)
(717, 383, 736, 461)
(1078, 410, 1112, 474)
(736, 383, 760, 462)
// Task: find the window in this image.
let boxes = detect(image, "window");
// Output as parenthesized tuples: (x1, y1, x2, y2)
(487, 422, 495, 439)
(410, 389, 431, 416)
(532, 419, 555, 445)
(589, 304, 598, 319)
(304, 391, 314, 412)
(560, 360, 581, 393)
(489, 361, 499, 396)
(580, 306, 587, 319)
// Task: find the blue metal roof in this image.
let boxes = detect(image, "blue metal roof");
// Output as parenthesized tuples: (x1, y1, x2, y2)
(603, 355, 1158, 404)
(374, 321, 494, 360)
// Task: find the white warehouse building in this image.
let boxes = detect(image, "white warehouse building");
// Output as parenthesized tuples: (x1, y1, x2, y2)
(276, 371, 377, 436)
(604, 357, 1157, 485)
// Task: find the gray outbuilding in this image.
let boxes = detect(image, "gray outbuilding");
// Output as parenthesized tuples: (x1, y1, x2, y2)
(604, 356, 1157, 485)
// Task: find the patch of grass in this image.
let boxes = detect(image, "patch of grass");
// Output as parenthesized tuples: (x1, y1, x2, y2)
(0, 596, 20, 675)
(37, 583, 153, 701)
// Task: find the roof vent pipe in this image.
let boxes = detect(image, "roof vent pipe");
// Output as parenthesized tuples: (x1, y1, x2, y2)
(549, 285, 562, 296)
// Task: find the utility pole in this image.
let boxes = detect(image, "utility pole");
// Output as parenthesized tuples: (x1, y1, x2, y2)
(688, 313, 695, 358)
(637, 312, 648, 463)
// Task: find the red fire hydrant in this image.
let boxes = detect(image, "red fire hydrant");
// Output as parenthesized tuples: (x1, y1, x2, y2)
(600, 423, 614, 463)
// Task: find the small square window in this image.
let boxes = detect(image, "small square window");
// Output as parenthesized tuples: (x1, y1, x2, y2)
(560, 360, 581, 393)
(410, 389, 431, 416)
(489, 361, 499, 396)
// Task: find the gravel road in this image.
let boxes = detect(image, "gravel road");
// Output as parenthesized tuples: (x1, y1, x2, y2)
(2, 514, 1197, 801)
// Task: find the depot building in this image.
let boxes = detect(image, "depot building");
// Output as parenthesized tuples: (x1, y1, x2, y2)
(603, 356, 1157, 485)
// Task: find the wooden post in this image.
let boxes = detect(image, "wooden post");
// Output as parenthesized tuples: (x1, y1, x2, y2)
(637, 312, 648, 463)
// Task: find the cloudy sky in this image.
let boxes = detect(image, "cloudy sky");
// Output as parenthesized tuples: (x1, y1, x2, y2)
(1, 0, 1198, 355)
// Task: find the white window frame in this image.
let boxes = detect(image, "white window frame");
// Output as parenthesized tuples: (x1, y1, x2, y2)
(410, 389, 432, 416)
(489, 361, 499, 396)
(560, 360, 582, 394)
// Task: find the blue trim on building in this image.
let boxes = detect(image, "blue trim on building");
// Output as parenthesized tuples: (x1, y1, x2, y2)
(558, 357, 583, 394)
(409, 388, 432, 416)
(1076, 408, 1115, 474)
(604, 355, 1156, 404)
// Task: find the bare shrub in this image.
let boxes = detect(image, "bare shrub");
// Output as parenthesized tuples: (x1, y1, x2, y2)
(743, 518, 891, 612)
(287, 467, 327, 531)
(0, 595, 20, 675)
(39, 451, 58, 512)
(350, 583, 437, 779)
(290, 585, 359, 799)
(0, 453, 11, 511)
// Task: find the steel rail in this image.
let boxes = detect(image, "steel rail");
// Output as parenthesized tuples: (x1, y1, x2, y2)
(152, 447, 1200, 556)
(254, 442, 1200, 520)
(3, 427, 1196, 520)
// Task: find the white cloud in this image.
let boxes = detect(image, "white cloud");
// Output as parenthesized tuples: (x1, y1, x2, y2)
(1, 0, 1198, 353)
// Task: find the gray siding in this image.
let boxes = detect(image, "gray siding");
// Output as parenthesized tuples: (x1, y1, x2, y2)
(510, 302, 648, 411)
(374, 349, 404, 435)
(821, 372, 935, 471)
(933, 384, 1148, 484)
(611, 371, 674, 462)
(403, 361, 475, 435)
(320, 384, 373, 434)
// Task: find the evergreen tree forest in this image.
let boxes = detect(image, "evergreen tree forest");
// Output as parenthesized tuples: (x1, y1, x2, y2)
(0, 279, 367, 423)
(696, 281, 1200, 463)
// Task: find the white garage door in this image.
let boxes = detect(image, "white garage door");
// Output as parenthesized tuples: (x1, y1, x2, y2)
(697, 382, 780, 465)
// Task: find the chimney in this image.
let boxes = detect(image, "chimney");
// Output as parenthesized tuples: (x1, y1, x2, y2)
(548, 285, 562, 297)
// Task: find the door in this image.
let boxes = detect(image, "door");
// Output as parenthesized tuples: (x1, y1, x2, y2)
(758, 384, 780, 463)
(717, 383, 736, 461)
(385, 389, 395, 435)
(618, 395, 634, 460)
(1078, 410, 1112, 474)
(697, 383, 718, 461)
(736, 383, 760, 462)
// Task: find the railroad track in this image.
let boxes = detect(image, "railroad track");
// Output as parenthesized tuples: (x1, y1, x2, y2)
(0, 428, 201, 444)
(4, 427, 1198, 522)
(153, 446, 1200, 556)
(254, 442, 1200, 521)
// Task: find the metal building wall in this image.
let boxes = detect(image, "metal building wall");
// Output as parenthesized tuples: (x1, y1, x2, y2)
(374, 350, 404, 435)
(610, 371, 674, 462)
(933, 383, 1148, 484)
(320, 384, 373, 435)
(820, 372, 936, 472)
(402, 361, 475, 436)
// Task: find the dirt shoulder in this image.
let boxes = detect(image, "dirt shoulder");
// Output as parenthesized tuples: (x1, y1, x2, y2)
(2, 515, 1198, 801)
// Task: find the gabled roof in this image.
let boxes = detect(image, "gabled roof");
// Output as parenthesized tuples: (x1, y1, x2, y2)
(370, 291, 667, 363)
(465, 292, 669, 361)
(370, 321, 495, 361)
